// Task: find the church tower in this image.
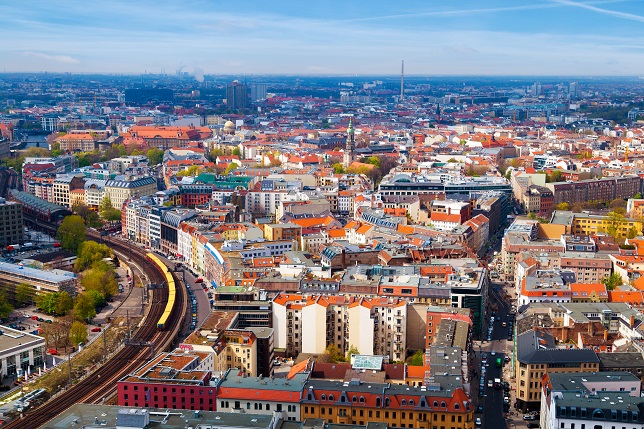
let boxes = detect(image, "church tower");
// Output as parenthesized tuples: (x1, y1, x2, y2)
(343, 119, 356, 169)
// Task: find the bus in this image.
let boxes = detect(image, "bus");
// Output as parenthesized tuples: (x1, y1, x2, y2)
(495, 357, 502, 368)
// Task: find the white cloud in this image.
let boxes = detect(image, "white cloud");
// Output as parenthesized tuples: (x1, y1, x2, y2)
(22, 51, 79, 64)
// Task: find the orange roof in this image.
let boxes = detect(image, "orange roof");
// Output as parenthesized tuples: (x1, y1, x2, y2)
(327, 229, 346, 238)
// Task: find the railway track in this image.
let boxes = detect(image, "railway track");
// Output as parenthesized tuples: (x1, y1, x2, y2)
(2, 230, 187, 429)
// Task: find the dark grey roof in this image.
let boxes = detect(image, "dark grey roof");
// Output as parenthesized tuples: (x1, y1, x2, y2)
(516, 330, 599, 364)
(105, 176, 156, 188)
(598, 352, 644, 369)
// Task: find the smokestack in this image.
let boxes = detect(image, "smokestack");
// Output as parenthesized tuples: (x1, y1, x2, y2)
(588, 322, 593, 336)
(630, 315, 635, 327)
(603, 330, 608, 342)
(400, 60, 405, 102)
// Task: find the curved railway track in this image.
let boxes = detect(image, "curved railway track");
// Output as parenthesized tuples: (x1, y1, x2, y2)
(3, 230, 187, 429)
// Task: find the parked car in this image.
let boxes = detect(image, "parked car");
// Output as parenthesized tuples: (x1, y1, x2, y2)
(476, 404, 483, 413)
(527, 424, 539, 428)
(91, 327, 101, 332)
(195, 277, 204, 283)
(523, 415, 538, 421)
(475, 418, 482, 426)
(47, 348, 58, 355)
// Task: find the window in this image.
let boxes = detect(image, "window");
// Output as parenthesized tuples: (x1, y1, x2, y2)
(352, 396, 357, 402)
(402, 399, 407, 406)
(328, 395, 334, 401)
(321, 394, 326, 401)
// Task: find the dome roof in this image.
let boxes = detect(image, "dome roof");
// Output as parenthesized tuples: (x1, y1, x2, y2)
(224, 120, 235, 130)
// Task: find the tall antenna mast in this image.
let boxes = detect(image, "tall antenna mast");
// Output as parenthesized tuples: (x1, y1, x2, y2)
(400, 60, 405, 102)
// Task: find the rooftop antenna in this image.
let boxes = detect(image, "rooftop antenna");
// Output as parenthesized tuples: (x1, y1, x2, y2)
(400, 60, 405, 102)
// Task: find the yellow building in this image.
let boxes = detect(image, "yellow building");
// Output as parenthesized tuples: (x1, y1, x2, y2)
(264, 223, 302, 243)
(572, 212, 642, 238)
(515, 330, 600, 412)
(301, 380, 473, 429)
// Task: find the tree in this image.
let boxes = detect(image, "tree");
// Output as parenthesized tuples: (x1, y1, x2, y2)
(323, 344, 345, 363)
(224, 163, 238, 175)
(57, 215, 86, 253)
(332, 163, 345, 174)
(147, 148, 164, 166)
(87, 289, 106, 310)
(36, 292, 58, 315)
(604, 211, 627, 239)
(346, 345, 359, 361)
(81, 263, 119, 298)
(15, 283, 33, 307)
(546, 170, 564, 183)
(209, 148, 224, 161)
(176, 165, 203, 177)
(40, 315, 73, 351)
(75, 241, 112, 271)
(602, 272, 623, 290)
(73, 293, 97, 322)
(232, 147, 242, 158)
(555, 202, 570, 211)
(55, 291, 73, 316)
(69, 321, 88, 346)
(112, 254, 120, 268)
(408, 350, 425, 366)
(0, 289, 13, 319)
(99, 195, 121, 221)
(635, 193, 643, 200)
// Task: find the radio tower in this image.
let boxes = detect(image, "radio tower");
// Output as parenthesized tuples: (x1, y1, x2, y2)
(400, 60, 405, 102)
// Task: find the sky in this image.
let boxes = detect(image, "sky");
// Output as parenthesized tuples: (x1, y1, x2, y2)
(1, 0, 644, 76)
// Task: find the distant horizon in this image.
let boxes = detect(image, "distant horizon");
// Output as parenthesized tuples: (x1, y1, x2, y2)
(2, 1, 644, 75)
(1, 71, 643, 80)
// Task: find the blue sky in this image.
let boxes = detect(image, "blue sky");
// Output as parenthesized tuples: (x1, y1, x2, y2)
(1, 0, 644, 75)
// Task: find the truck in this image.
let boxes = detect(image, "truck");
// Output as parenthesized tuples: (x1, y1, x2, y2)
(6, 244, 20, 251)
(23, 243, 33, 249)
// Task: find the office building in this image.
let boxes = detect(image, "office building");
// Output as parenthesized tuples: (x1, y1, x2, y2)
(0, 198, 23, 247)
(226, 81, 248, 109)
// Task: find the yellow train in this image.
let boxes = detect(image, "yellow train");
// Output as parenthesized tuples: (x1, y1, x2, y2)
(147, 253, 176, 330)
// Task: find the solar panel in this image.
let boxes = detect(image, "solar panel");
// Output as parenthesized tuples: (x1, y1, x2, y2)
(352, 355, 383, 370)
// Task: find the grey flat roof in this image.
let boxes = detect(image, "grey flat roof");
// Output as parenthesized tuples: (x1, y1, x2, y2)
(0, 325, 43, 353)
(598, 352, 644, 369)
(548, 371, 640, 392)
(0, 262, 75, 284)
(219, 368, 308, 392)
(517, 330, 599, 364)
(42, 404, 276, 429)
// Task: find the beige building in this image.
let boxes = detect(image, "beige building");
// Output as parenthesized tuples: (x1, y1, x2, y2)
(105, 176, 157, 209)
(273, 294, 407, 362)
(515, 330, 600, 412)
(53, 173, 85, 208)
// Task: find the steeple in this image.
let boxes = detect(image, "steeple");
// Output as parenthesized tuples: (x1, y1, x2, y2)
(343, 118, 356, 169)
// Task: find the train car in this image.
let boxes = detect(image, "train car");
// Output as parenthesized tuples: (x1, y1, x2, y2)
(147, 253, 176, 330)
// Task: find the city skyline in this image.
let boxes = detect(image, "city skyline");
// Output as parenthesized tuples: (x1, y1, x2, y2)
(1, 0, 644, 76)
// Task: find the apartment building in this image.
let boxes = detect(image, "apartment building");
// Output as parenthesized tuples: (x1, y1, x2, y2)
(0, 199, 23, 247)
(541, 372, 643, 429)
(117, 350, 216, 411)
(572, 212, 642, 238)
(53, 173, 85, 208)
(546, 176, 641, 206)
(216, 369, 306, 421)
(55, 132, 98, 152)
(272, 294, 407, 362)
(300, 380, 473, 429)
(105, 176, 157, 209)
(515, 330, 600, 412)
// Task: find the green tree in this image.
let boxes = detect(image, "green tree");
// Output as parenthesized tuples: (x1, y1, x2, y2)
(635, 193, 643, 199)
(224, 163, 239, 175)
(87, 289, 106, 310)
(147, 148, 164, 166)
(75, 241, 112, 271)
(36, 292, 58, 315)
(57, 215, 86, 253)
(332, 163, 345, 174)
(346, 345, 359, 361)
(86, 210, 104, 228)
(232, 147, 242, 158)
(604, 211, 627, 239)
(602, 272, 623, 290)
(209, 148, 224, 161)
(15, 283, 33, 307)
(112, 254, 120, 268)
(69, 321, 88, 346)
(408, 350, 425, 366)
(323, 344, 345, 363)
(176, 165, 203, 177)
(546, 170, 564, 183)
(81, 263, 118, 298)
(555, 202, 570, 211)
(54, 291, 74, 316)
(73, 293, 97, 322)
(99, 195, 121, 221)
(0, 289, 13, 319)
